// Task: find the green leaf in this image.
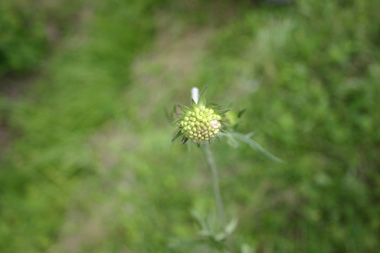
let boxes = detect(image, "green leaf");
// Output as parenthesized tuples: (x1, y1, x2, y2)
(221, 121, 230, 127)
(170, 119, 180, 125)
(237, 108, 246, 118)
(178, 104, 190, 113)
(199, 86, 207, 97)
(225, 218, 238, 235)
(198, 86, 207, 106)
(181, 137, 189, 144)
(171, 130, 182, 142)
(231, 132, 284, 163)
(225, 132, 239, 148)
(208, 103, 222, 110)
(191, 98, 197, 107)
(191, 211, 206, 229)
(217, 109, 230, 115)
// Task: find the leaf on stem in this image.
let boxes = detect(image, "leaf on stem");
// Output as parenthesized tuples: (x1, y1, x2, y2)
(217, 109, 230, 115)
(178, 104, 190, 113)
(181, 137, 189, 144)
(225, 218, 238, 235)
(191, 98, 197, 107)
(198, 86, 208, 106)
(171, 130, 182, 142)
(231, 132, 284, 163)
(237, 109, 246, 118)
(170, 119, 180, 125)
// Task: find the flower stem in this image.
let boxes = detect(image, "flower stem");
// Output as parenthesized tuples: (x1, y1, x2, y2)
(204, 144, 226, 229)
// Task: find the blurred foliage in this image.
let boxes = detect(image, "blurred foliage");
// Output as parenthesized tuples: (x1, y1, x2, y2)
(0, 0, 84, 76)
(1, 0, 380, 252)
(195, 0, 380, 251)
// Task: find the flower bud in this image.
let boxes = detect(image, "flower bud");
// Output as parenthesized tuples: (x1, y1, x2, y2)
(176, 104, 225, 144)
(171, 87, 229, 145)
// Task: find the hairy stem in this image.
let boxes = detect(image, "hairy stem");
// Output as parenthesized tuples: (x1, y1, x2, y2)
(204, 144, 226, 228)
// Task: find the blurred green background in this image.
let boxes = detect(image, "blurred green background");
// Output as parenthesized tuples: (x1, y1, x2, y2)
(1, 0, 380, 252)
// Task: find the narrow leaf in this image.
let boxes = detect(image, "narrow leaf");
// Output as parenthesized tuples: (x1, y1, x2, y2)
(237, 108, 246, 118)
(191, 98, 197, 107)
(199, 86, 208, 98)
(209, 106, 222, 111)
(181, 137, 189, 144)
(232, 132, 284, 163)
(171, 130, 182, 142)
(190, 211, 207, 231)
(170, 119, 180, 125)
(221, 121, 230, 127)
(198, 86, 207, 106)
(217, 109, 230, 115)
(226, 133, 239, 148)
(178, 104, 190, 113)
(225, 218, 238, 235)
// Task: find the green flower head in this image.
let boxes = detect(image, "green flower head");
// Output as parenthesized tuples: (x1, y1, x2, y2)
(171, 87, 229, 146)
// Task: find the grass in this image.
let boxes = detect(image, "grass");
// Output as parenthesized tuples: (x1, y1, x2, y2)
(1, 0, 380, 252)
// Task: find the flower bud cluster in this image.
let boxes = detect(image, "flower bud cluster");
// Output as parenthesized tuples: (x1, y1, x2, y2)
(180, 105, 222, 143)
